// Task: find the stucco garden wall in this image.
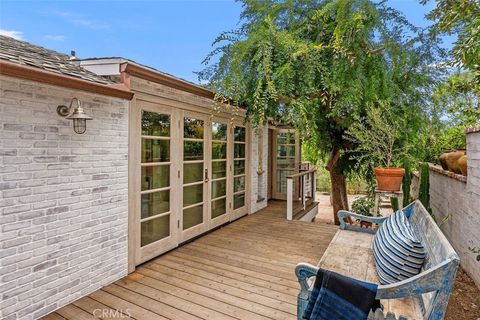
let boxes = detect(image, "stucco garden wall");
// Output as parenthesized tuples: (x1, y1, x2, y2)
(429, 127, 480, 288)
(0, 75, 129, 319)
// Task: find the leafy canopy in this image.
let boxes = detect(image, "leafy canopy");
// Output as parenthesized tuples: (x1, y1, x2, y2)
(200, 0, 443, 173)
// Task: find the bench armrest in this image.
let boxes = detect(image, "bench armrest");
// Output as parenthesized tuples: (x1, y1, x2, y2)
(338, 210, 389, 233)
(376, 258, 458, 299)
(295, 263, 318, 300)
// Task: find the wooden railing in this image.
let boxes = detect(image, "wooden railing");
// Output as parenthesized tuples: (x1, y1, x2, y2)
(286, 168, 316, 220)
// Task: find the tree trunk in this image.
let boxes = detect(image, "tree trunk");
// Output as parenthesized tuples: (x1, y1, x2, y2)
(326, 148, 349, 225)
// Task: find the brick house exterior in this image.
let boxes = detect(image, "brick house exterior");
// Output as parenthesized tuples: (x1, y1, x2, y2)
(0, 36, 274, 319)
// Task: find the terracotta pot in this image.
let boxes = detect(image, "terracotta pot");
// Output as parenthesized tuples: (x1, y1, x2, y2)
(374, 167, 406, 191)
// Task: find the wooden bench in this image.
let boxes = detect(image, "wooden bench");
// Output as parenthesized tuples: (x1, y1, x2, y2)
(295, 200, 459, 320)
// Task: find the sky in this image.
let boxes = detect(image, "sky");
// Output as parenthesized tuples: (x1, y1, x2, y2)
(0, 0, 442, 84)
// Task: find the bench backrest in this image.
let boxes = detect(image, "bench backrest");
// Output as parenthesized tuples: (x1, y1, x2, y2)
(404, 201, 458, 270)
(403, 200, 459, 318)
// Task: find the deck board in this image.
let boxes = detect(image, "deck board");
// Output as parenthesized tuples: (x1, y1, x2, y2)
(42, 201, 337, 320)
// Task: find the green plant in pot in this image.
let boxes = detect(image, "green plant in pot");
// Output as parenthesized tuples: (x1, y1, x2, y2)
(345, 104, 406, 191)
(351, 196, 374, 228)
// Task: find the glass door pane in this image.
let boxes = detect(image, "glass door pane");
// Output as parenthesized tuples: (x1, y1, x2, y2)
(183, 117, 205, 230)
(140, 111, 172, 247)
(276, 131, 296, 194)
(211, 122, 228, 218)
(233, 126, 246, 210)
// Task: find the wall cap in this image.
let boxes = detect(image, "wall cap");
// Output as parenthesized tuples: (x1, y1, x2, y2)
(429, 163, 467, 183)
(465, 126, 480, 134)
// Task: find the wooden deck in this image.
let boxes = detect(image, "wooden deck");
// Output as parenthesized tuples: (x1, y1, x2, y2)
(42, 201, 338, 320)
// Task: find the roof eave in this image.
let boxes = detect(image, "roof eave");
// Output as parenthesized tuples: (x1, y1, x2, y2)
(0, 61, 134, 100)
(120, 62, 214, 99)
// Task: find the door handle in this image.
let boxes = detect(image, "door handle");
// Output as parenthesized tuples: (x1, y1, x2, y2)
(204, 168, 209, 183)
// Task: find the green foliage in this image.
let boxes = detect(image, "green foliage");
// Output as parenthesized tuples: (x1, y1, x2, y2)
(390, 198, 399, 212)
(351, 196, 374, 216)
(200, 0, 444, 184)
(422, 0, 480, 89)
(316, 170, 332, 193)
(344, 103, 406, 168)
(402, 164, 412, 207)
(425, 126, 467, 163)
(418, 162, 430, 210)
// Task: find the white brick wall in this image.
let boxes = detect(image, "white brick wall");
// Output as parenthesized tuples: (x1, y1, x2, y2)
(249, 124, 269, 213)
(429, 129, 480, 289)
(0, 75, 129, 319)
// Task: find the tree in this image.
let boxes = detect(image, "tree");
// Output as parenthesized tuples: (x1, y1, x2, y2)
(199, 0, 443, 224)
(422, 0, 480, 91)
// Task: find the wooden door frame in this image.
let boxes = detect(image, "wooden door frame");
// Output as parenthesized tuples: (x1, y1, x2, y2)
(127, 94, 251, 272)
(231, 121, 250, 221)
(208, 116, 232, 229)
(271, 128, 300, 200)
(179, 110, 210, 243)
(128, 98, 181, 270)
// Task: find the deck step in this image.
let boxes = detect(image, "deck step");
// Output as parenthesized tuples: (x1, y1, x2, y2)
(293, 201, 319, 221)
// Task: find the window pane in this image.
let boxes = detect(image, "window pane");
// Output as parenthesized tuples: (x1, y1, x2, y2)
(211, 198, 226, 218)
(277, 132, 295, 144)
(141, 215, 170, 247)
(212, 122, 227, 140)
(184, 117, 204, 139)
(277, 145, 287, 157)
(234, 176, 245, 193)
(212, 142, 227, 159)
(234, 193, 245, 209)
(277, 133, 287, 145)
(184, 162, 203, 184)
(287, 145, 295, 157)
(142, 139, 170, 163)
(141, 190, 170, 219)
(142, 111, 170, 137)
(184, 141, 203, 161)
(212, 161, 226, 179)
(183, 204, 203, 230)
(234, 143, 245, 158)
(234, 127, 245, 142)
(234, 160, 245, 175)
(286, 132, 295, 144)
(183, 184, 203, 206)
(212, 179, 226, 199)
(142, 165, 170, 191)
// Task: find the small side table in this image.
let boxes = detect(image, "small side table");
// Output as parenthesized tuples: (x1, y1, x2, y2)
(373, 188, 403, 216)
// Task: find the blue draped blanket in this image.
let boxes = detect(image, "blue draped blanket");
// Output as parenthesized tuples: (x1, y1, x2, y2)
(302, 268, 381, 320)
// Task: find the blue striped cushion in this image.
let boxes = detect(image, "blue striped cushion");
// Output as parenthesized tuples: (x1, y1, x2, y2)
(372, 210, 426, 284)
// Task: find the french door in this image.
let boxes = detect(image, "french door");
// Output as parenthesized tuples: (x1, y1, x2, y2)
(180, 112, 209, 242)
(135, 103, 179, 265)
(132, 101, 249, 266)
(209, 119, 230, 228)
(232, 124, 248, 220)
(272, 129, 299, 200)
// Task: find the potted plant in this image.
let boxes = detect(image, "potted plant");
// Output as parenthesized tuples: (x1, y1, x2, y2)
(351, 196, 374, 228)
(345, 105, 405, 191)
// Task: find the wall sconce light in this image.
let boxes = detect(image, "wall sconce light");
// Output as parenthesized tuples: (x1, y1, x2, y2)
(57, 98, 92, 134)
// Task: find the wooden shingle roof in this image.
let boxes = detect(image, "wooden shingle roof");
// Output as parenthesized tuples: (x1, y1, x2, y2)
(0, 35, 114, 85)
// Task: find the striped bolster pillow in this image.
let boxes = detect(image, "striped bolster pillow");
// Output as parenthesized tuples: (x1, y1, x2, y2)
(372, 210, 426, 285)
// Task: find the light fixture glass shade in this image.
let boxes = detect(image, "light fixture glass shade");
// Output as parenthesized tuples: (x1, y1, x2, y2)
(72, 118, 87, 134)
(64, 98, 92, 134)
